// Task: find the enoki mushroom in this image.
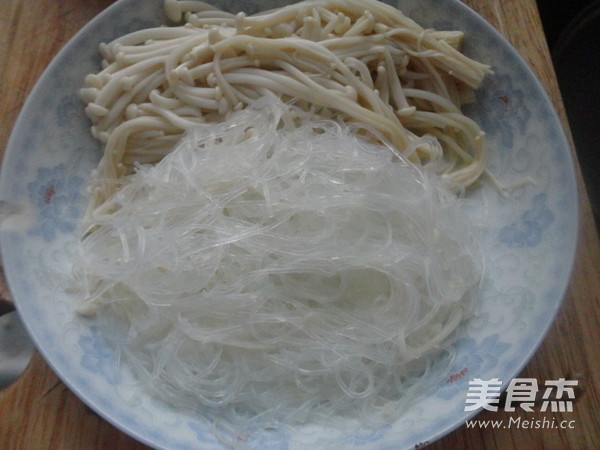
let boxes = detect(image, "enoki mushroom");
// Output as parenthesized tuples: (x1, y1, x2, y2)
(81, 0, 491, 216)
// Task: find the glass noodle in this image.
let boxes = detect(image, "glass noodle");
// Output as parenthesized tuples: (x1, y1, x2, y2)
(74, 96, 483, 430)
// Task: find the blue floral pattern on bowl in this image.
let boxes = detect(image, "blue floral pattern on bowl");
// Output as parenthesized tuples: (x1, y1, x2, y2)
(476, 73, 532, 148)
(0, 0, 578, 449)
(79, 326, 122, 385)
(499, 193, 555, 248)
(27, 165, 83, 242)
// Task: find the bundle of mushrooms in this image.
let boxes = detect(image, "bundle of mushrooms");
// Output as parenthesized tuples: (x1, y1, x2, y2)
(80, 0, 491, 213)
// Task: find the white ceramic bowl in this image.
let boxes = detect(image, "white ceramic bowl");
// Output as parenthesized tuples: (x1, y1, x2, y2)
(1, 0, 578, 448)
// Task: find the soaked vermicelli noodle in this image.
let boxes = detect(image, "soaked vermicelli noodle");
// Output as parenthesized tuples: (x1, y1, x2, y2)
(74, 97, 482, 429)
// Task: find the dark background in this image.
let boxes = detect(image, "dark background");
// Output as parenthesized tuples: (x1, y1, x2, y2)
(536, 0, 600, 229)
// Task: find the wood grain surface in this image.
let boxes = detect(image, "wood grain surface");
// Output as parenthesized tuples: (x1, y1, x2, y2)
(1, 1, 598, 449)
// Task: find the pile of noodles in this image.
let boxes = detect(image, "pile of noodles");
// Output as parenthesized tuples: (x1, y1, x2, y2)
(73, 96, 483, 430)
